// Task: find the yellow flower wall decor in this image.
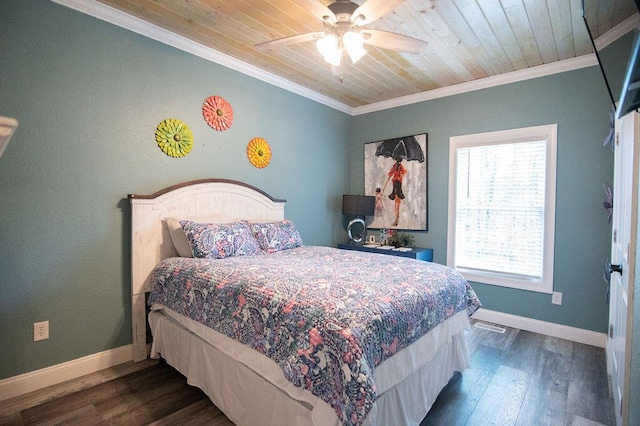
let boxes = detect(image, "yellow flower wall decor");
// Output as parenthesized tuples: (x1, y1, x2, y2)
(202, 95, 234, 131)
(247, 137, 272, 168)
(155, 118, 193, 158)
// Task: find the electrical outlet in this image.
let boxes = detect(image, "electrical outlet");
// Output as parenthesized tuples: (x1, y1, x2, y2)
(34, 321, 49, 341)
(551, 292, 563, 305)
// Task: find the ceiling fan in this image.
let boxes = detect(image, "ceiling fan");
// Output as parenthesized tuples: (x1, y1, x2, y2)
(255, 0, 428, 73)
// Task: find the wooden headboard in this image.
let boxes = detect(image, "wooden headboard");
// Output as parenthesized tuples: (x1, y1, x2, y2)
(128, 179, 286, 361)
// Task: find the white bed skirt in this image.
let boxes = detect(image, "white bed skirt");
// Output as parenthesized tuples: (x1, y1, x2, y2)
(149, 307, 471, 426)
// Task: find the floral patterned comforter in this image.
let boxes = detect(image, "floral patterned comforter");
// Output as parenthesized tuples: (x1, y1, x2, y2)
(148, 246, 481, 426)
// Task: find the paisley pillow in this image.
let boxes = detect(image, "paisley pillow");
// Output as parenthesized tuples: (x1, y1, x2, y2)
(250, 219, 303, 253)
(180, 220, 264, 259)
(166, 215, 235, 257)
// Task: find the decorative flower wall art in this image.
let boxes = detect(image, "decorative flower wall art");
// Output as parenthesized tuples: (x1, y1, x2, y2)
(247, 137, 272, 168)
(603, 183, 613, 223)
(155, 118, 193, 158)
(202, 95, 234, 131)
(602, 107, 615, 150)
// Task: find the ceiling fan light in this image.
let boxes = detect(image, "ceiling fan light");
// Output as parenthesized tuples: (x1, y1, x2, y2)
(343, 31, 367, 63)
(345, 43, 366, 63)
(343, 31, 363, 49)
(324, 49, 343, 67)
(317, 34, 339, 58)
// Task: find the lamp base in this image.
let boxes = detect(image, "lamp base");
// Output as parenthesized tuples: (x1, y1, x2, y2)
(347, 218, 366, 244)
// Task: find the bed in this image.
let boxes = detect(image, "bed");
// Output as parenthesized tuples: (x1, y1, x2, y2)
(129, 179, 480, 426)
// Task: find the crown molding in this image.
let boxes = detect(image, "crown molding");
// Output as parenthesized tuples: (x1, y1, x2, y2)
(52, 0, 636, 117)
(595, 13, 639, 50)
(50, 0, 352, 114)
(352, 55, 598, 115)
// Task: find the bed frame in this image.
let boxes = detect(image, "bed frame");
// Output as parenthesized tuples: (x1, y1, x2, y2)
(128, 178, 286, 362)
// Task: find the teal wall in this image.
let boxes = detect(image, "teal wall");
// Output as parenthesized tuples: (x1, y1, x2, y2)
(350, 39, 632, 334)
(0, 0, 633, 393)
(0, 0, 350, 379)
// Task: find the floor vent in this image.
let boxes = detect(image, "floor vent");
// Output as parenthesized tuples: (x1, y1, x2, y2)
(474, 322, 506, 334)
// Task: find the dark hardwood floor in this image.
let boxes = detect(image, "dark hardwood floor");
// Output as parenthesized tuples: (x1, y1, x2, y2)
(0, 322, 615, 425)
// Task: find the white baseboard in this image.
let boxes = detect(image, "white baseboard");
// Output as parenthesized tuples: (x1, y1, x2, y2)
(0, 345, 133, 402)
(473, 308, 607, 348)
(0, 311, 607, 402)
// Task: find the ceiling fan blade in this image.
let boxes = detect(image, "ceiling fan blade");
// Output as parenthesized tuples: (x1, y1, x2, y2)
(352, 0, 406, 25)
(255, 32, 325, 50)
(297, 0, 337, 24)
(362, 29, 427, 54)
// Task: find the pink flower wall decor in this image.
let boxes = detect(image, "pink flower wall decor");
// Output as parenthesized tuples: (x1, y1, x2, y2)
(202, 95, 234, 131)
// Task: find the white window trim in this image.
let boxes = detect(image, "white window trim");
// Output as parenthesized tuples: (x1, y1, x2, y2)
(447, 124, 557, 294)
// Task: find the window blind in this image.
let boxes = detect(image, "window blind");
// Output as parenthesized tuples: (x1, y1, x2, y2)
(454, 140, 547, 280)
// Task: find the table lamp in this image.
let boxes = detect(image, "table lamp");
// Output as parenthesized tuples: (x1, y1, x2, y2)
(342, 194, 375, 244)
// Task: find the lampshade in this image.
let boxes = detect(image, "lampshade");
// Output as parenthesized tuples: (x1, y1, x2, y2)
(342, 195, 375, 216)
(317, 34, 342, 66)
(324, 48, 343, 67)
(317, 34, 338, 56)
(317, 32, 367, 67)
(343, 31, 366, 63)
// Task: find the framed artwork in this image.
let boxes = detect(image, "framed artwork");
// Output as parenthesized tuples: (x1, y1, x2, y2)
(364, 134, 428, 231)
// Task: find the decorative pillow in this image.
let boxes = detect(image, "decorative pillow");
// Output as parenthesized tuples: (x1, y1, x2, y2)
(250, 219, 303, 253)
(166, 215, 234, 257)
(180, 220, 264, 259)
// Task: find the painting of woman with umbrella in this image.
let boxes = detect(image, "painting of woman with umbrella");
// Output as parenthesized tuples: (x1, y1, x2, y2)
(364, 134, 428, 231)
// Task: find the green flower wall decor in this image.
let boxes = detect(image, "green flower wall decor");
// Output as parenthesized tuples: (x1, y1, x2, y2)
(155, 118, 194, 158)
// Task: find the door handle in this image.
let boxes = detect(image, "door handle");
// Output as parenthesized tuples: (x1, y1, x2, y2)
(609, 264, 623, 275)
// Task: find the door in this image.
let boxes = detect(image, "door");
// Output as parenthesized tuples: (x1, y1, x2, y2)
(608, 111, 638, 426)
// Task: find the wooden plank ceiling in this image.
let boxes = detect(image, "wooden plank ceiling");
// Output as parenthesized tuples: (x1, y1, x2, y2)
(94, 0, 637, 108)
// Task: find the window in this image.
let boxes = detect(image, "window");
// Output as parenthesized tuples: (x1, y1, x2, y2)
(447, 124, 557, 293)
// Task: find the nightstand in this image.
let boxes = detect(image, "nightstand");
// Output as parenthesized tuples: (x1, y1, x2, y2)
(337, 243, 433, 262)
